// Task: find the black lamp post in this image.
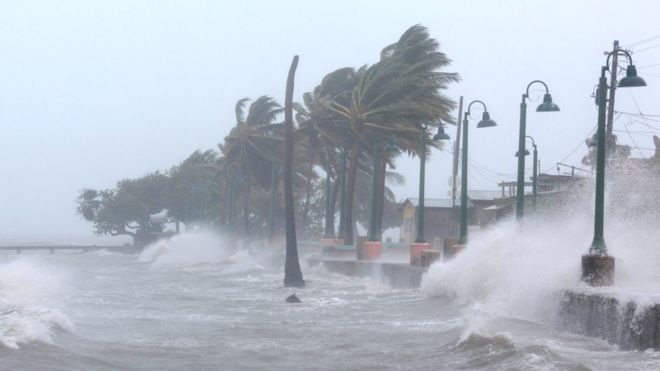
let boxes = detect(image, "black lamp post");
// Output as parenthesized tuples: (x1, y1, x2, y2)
(414, 125, 450, 244)
(457, 101, 496, 245)
(583, 49, 646, 286)
(515, 135, 538, 211)
(516, 81, 559, 221)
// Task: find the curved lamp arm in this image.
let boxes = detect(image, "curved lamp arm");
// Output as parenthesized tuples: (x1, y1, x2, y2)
(605, 49, 635, 71)
(525, 135, 536, 147)
(524, 80, 550, 99)
(465, 100, 488, 117)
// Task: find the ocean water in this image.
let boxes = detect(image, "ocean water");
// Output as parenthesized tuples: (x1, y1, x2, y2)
(0, 229, 659, 371)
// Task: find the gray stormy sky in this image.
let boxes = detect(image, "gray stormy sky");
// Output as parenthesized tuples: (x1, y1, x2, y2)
(2, 0, 660, 243)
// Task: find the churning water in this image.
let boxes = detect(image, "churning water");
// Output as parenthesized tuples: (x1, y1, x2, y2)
(0, 226, 659, 370)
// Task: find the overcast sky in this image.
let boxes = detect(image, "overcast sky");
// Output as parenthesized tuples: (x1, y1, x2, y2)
(2, 0, 660, 243)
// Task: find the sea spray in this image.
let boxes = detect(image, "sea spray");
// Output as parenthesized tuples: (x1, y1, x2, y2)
(0, 258, 73, 349)
(422, 211, 593, 322)
(422, 171, 660, 325)
(138, 231, 279, 273)
(139, 230, 233, 268)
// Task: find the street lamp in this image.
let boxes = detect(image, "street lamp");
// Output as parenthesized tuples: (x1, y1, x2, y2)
(456, 101, 497, 246)
(515, 136, 538, 211)
(582, 49, 646, 286)
(415, 125, 450, 243)
(516, 80, 559, 220)
(409, 125, 450, 265)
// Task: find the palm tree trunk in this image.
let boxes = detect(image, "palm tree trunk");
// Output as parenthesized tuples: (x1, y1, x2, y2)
(300, 143, 315, 238)
(283, 55, 304, 288)
(336, 148, 347, 240)
(243, 173, 251, 235)
(326, 172, 341, 239)
(343, 136, 360, 245)
(376, 155, 387, 241)
(323, 174, 335, 238)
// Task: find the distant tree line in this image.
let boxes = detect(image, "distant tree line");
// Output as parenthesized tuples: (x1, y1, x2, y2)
(77, 24, 459, 246)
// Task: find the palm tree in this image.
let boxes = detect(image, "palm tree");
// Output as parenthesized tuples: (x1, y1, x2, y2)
(324, 24, 459, 245)
(283, 55, 304, 288)
(294, 67, 361, 239)
(219, 96, 283, 236)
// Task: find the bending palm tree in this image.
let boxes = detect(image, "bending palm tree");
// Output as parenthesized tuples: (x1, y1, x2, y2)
(325, 24, 459, 245)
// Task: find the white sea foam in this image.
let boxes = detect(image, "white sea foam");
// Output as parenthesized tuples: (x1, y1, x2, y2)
(0, 259, 73, 349)
(421, 202, 660, 323)
(139, 231, 233, 268)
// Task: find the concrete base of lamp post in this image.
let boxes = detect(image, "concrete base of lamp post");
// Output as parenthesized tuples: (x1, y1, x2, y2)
(410, 242, 431, 266)
(356, 236, 368, 260)
(420, 250, 440, 268)
(444, 244, 465, 261)
(362, 241, 382, 261)
(581, 254, 615, 286)
(443, 238, 457, 258)
(320, 238, 344, 246)
(320, 239, 346, 256)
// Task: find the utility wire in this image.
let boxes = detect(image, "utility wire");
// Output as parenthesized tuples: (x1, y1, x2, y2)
(626, 34, 660, 48)
(542, 125, 597, 173)
(634, 43, 660, 54)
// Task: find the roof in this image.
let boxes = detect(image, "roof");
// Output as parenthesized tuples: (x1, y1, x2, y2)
(403, 198, 473, 208)
(467, 190, 501, 201)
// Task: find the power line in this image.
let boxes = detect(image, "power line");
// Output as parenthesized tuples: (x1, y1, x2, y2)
(634, 43, 660, 54)
(615, 111, 660, 118)
(623, 122, 645, 157)
(626, 34, 660, 48)
(542, 125, 597, 173)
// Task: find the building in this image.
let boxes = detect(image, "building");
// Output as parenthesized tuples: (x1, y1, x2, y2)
(399, 190, 500, 244)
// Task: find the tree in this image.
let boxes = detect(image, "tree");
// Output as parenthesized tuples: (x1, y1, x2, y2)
(324, 24, 459, 245)
(283, 55, 305, 288)
(165, 150, 223, 229)
(77, 172, 170, 245)
(220, 96, 283, 235)
(294, 68, 361, 239)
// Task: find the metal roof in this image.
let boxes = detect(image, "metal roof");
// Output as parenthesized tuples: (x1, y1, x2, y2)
(467, 190, 501, 201)
(403, 198, 473, 208)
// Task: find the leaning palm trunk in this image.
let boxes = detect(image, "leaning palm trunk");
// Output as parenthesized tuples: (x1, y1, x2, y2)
(283, 55, 304, 288)
(300, 143, 315, 238)
(323, 174, 335, 238)
(243, 173, 251, 236)
(376, 156, 387, 241)
(343, 136, 360, 246)
(324, 171, 341, 239)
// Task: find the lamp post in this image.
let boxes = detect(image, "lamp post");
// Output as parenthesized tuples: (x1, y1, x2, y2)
(582, 49, 646, 286)
(456, 101, 497, 247)
(410, 124, 450, 265)
(515, 136, 538, 211)
(516, 80, 559, 221)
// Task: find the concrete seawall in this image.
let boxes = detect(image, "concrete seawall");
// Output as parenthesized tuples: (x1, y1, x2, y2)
(307, 257, 424, 289)
(560, 290, 660, 351)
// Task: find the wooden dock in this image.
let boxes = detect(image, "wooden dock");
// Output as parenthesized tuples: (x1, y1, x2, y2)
(0, 245, 143, 254)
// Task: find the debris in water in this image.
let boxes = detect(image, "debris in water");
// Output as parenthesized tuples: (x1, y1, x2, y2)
(285, 294, 301, 303)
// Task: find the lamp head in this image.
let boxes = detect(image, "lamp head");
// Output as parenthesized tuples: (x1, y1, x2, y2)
(586, 133, 597, 148)
(536, 93, 560, 112)
(433, 126, 451, 141)
(618, 65, 647, 88)
(385, 135, 398, 152)
(476, 111, 497, 128)
(515, 149, 531, 157)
